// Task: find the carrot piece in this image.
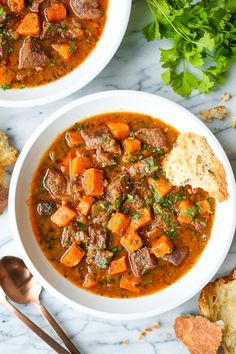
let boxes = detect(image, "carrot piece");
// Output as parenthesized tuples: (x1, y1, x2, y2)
(123, 138, 141, 156)
(108, 212, 130, 234)
(149, 178, 172, 198)
(16, 13, 40, 37)
(51, 205, 77, 227)
(83, 273, 98, 289)
(52, 43, 72, 61)
(178, 200, 195, 224)
(120, 276, 141, 293)
(65, 131, 83, 147)
(60, 244, 85, 267)
(45, 3, 67, 23)
(77, 195, 93, 216)
(107, 122, 130, 140)
(108, 256, 127, 275)
(198, 200, 211, 214)
(0, 66, 15, 85)
(121, 231, 143, 252)
(8, 0, 25, 13)
(151, 236, 173, 258)
(70, 156, 91, 178)
(131, 208, 152, 230)
(82, 168, 104, 196)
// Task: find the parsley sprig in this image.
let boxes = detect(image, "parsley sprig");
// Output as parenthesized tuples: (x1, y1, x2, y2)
(144, 0, 236, 96)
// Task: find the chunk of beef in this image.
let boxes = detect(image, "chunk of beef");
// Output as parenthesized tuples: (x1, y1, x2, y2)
(19, 37, 48, 70)
(0, 184, 8, 214)
(43, 168, 67, 200)
(94, 250, 113, 269)
(129, 247, 156, 278)
(70, 0, 102, 20)
(37, 201, 55, 216)
(61, 222, 87, 248)
(81, 125, 121, 154)
(30, 0, 44, 12)
(192, 220, 206, 233)
(106, 173, 130, 206)
(162, 246, 188, 266)
(128, 157, 158, 178)
(40, 22, 59, 40)
(61, 18, 84, 39)
(90, 200, 112, 226)
(95, 148, 116, 167)
(0, 35, 3, 59)
(135, 128, 167, 149)
(122, 194, 143, 214)
(89, 227, 108, 250)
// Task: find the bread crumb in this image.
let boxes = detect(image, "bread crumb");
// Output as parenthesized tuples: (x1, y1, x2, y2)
(145, 327, 152, 332)
(199, 105, 227, 122)
(123, 339, 129, 345)
(153, 322, 161, 329)
(165, 333, 171, 339)
(232, 114, 236, 128)
(220, 92, 231, 102)
(138, 332, 146, 340)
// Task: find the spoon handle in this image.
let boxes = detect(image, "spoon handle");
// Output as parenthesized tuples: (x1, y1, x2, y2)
(36, 303, 81, 354)
(2, 297, 70, 354)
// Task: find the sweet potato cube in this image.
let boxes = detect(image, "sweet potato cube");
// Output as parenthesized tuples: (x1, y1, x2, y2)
(131, 208, 152, 230)
(108, 212, 130, 234)
(123, 138, 141, 155)
(8, 0, 25, 13)
(65, 131, 83, 147)
(178, 200, 195, 224)
(70, 156, 91, 178)
(107, 122, 130, 140)
(151, 236, 173, 258)
(198, 200, 211, 214)
(52, 43, 72, 61)
(45, 3, 67, 23)
(0, 66, 15, 85)
(17, 13, 40, 37)
(149, 177, 172, 198)
(77, 195, 93, 216)
(108, 256, 127, 275)
(60, 244, 85, 267)
(82, 168, 104, 196)
(120, 276, 141, 293)
(82, 273, 98, 288)
(51, 205, 77, 227)
(121, 231, 143, 252)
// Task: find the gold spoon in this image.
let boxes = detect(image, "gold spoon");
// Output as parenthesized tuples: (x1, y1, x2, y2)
(0, 256, 81, 354)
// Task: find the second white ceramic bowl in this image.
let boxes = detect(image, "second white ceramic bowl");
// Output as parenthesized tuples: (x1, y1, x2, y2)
(9, 90, 236, 320)
(0, 1, 131, 107)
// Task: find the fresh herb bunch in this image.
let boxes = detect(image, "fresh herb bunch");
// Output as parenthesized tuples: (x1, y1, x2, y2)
(143, 0, 236, 96)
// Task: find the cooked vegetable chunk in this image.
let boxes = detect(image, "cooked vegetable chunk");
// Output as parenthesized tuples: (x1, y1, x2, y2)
(121, 231, 143, 253)
(52, 43, 72, 61)
(70, 156, 91, 178)
(0, 66, 15, 85)
(120, 276, 141, 293)
(82, 168, 104, 196)
(8, 0, 25, 13)
(107, 122, 130, 140)
(151, 236, 173, 258)
(45, 3, 67, 23)
(65, 131, 83, 147)
(123, 138, 141, 156)
(108, 212, 130, 234)
(51, 205, 77, 227)
(60, 244, 85, 267)
(149, 177, 172, 198)
(77, 195, 93, 216)
(108, 256, 127, 275)
(178, 200, 195, 224)
(197, 200, 211, 214)
(17, 13, 40, 37)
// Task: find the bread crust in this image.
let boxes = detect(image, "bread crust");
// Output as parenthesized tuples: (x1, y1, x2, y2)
(0, 131, 18, 168)
(163, 133, 228, 202)
(199, 268, 236, 354)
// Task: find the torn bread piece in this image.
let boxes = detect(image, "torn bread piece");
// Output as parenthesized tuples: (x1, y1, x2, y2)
(0, 131, 18, 167)
(199, 268, 236, 354)
(0, 184, 8, 214)
(232, 115, 236, 129)
(163, 133, 228, 202)
(220, 92, 231, 102)
(199, 105, 227, 122)
(174, 315, 223, 354)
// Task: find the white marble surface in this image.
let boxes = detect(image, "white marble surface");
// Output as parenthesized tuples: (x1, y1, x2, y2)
(0, 0, 236, 353)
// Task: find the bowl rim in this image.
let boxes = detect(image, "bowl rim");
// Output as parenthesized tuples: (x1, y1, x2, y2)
(9, 90, 236, 320)
(0, 1, 132, 108)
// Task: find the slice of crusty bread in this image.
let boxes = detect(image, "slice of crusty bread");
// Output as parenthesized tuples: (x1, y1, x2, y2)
(0, 131, 18, 168)
(163, 133, 228, 202)
(199, 268, 236, 354)
(174, 315, 223, 354)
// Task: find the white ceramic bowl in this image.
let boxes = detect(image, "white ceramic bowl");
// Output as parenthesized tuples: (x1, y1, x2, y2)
(9, 91, 236, 320)
(0, 1, 131, 108)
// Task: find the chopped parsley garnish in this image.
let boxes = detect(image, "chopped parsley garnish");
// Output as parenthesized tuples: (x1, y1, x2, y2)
(114, 197, 120, 209)
(131, 212, 141, 220)
(127, 194, 135, 201)
(77, 221, 85, 232)
(102, 134, 108, 143)
(69, 40, 75, 53)
(0, 8, 4, 15)
(1, 83, 11, 90)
